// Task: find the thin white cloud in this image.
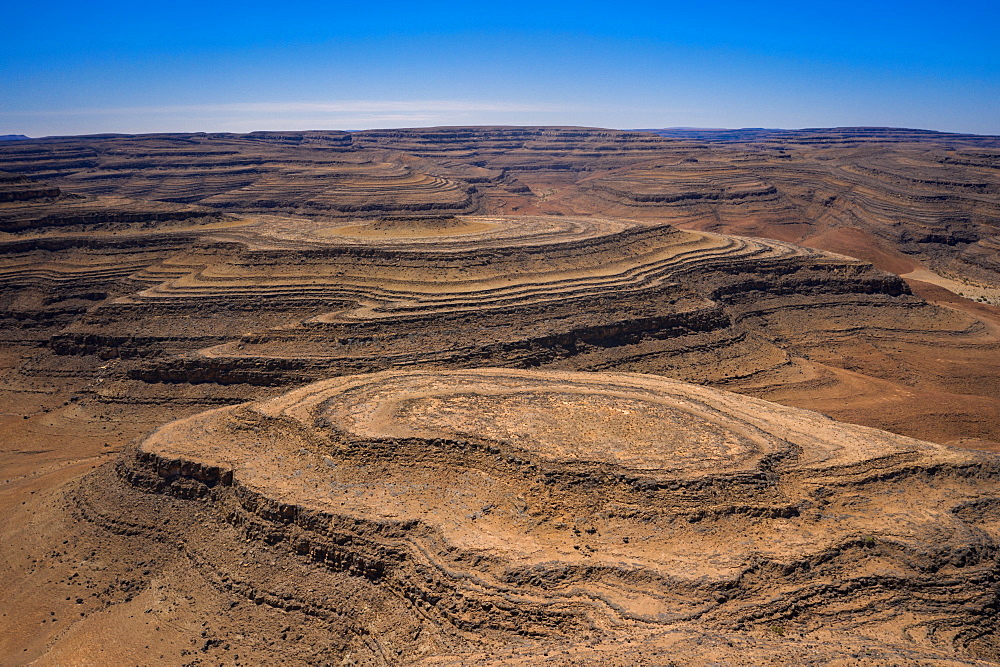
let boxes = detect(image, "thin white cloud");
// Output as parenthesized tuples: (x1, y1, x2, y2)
(3, 100, 572, 117)
(3, 100, 711, 135)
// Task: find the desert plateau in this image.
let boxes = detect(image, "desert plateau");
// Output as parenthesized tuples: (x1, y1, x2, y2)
(2, 125, 1000, 665)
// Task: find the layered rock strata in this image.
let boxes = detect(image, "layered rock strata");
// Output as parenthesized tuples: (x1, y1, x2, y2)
(56, 214, 917, 389)
(4, 127, 997, 283)
(110, 368, 1000, 663)
(8, 209, 995, 444)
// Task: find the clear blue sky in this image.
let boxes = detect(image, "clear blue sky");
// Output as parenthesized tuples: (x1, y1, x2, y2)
(3, 0, 998, 136)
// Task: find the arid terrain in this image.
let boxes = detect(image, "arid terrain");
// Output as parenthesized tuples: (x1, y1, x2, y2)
(1, 126, 1000, 664)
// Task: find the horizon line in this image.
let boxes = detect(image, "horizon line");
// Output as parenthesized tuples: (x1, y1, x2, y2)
(4, 124, 1000, 141)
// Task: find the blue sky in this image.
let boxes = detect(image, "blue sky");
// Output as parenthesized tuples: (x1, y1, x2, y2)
(3, 1, 998, 136)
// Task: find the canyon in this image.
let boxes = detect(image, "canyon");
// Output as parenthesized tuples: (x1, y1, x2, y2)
(1, 126, 999, 664)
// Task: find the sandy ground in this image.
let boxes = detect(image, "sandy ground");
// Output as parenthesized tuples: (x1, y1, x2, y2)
(901, 269, 1000, 307)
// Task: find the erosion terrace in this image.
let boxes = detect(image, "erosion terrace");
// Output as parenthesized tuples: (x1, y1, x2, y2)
(1, 126, 1000, 665)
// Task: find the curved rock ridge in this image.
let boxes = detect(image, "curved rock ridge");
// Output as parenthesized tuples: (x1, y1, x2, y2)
(210, 212, 639, 250)
(76, 214, 908, 376)
(39, 212, 1000, 447)
(243, 369, 954, 474)
(119, 368, 1000, 663)
(124, 215, 810, 321)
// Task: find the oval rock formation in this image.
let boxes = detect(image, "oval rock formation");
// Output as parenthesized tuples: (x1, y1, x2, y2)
(109, 368, 1000, 663)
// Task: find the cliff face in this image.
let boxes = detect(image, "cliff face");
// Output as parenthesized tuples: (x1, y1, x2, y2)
(0, 172, 61, 203)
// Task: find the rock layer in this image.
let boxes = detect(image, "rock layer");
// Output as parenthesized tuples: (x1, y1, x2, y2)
(39, 212, 996, 447)
(110, 368, 1000, 663)
(2, 128, 1000, 664)
(3, 194, 998, 443)
(4, 127, 996, 283)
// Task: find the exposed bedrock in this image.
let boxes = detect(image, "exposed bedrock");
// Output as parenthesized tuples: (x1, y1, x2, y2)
(0, 171, 228, 234)
(101, 368, 1000, 663)
(50, 215, 912, 382)
(0, 171, 61, 202)
(25, 213, 998, 444)
(3, 128, 998, 283)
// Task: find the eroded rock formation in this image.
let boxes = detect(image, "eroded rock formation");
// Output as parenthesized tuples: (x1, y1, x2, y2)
(5, 205, 996, 445)
(2, 127, 1000, 664)
(5, 127, 996, 283)
(88, 368, 1000, 663)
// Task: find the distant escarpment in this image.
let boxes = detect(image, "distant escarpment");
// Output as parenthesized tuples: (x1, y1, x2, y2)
(2, 127, 997, 283)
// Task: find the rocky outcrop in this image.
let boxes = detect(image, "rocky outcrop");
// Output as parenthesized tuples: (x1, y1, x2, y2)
(0, 171, 61, 202)
(101, 368, 1000, 663)
(45, 215, 916, 389)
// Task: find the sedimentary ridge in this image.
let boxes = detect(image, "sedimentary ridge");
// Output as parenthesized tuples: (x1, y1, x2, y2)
(19, 208, 999, 447)
(2, 127, 1000, 664)
(80, 368, 1000, 663)
(3, 126, 998, 284)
